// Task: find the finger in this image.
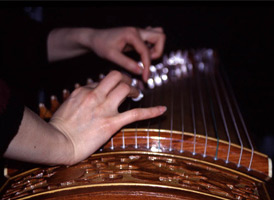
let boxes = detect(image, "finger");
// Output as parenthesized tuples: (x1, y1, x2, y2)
(107, 50, 144, 75)
(150, 33, 166, 59)
(146, 26, 164, 33)
(139, 28, 166, 60)
(125, 31, 151, 82)
(105, 82, 139, 109)
(95, 71, 132, 97)
(112, 106, 167, 129)
(84, 82, 99, 89)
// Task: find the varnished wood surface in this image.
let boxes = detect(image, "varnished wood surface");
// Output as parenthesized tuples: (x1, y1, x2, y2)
(1, 152, 270, 200)
(102, 130, 270, 180)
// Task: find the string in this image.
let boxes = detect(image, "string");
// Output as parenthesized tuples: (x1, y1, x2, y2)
(157, 86, 163, 151)
(197, 69, 208, 157)
(189, 76, 197, 155)
(180, 78, 185, 153)
(146, 89, 154, 149)
(135, 101, 142, 149)
(211, 74, 231, 163)
(110, 137, 114, 150)
(122, 101, 131, 149)
(169, 82, 174, 151)
(204, 72, 219, 160)
(217, 73, 243, 167)
(221, 69, 254, 170)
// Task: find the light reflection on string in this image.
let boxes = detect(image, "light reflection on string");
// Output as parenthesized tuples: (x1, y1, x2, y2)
(169, 82, 174, 152)
(211, 75, 231, 163)
(222, 70, 254, 170)
(219, 75, 243, 167)
(180, 79, 185, 153)
(197, 66, 208, 158)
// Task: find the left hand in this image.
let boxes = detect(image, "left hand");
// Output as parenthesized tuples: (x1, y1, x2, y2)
(47, 27, 166, 82)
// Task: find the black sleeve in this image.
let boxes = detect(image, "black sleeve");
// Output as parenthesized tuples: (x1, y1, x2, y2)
(0, 79, 24, 156)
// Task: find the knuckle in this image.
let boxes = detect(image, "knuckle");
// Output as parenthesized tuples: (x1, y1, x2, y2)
(109, 70, 123, 80)
(120, 82, 131, 93)
(125, 26, 137, 34)
(86, 90, 100, 103)
(157, 27, 164, 32)
(70, 87, 84, 96)
(104, 49, 114, 59)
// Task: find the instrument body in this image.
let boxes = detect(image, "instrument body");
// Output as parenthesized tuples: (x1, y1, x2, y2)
(1, 49, 272, 199)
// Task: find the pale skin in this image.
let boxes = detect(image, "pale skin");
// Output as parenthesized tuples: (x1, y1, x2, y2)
(47, 26, 166, 82)
(3, 26, 166, 166)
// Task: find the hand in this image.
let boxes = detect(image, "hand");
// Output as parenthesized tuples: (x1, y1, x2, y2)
(88, 27, 166, 82)
(47, 27, 166, 82)
(50, 71, 166, 164)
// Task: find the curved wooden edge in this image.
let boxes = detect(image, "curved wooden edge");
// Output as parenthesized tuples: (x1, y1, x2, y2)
(0, 168, 40, 193)
(17, 183, 231, 200)
(123, 128, 268, 158)
(110, 129, 270, 179)
(92, 151, 263, 183)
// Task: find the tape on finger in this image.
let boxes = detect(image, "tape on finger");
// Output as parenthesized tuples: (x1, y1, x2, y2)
(132, 90, 144, 102)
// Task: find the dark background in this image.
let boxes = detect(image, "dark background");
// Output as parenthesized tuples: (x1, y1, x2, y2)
(1, 3, 274, 188)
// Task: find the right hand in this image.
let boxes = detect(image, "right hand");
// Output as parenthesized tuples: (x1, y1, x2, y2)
(50, 71, 166, 164)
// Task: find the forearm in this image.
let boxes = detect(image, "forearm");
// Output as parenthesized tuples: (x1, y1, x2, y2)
(3, 107, 75, 166)
(47, 27, 95, 62)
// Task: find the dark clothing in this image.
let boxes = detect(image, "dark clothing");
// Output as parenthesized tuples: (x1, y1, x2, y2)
(0, 7, 49, 155)
(0, 80, 24, 156)
(0, 8, 50, 184)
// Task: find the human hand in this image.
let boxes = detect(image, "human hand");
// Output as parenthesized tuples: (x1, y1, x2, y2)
(88, 27, 166, 82)
(47, 27, 165, 82)
(49, 71, 166, 164)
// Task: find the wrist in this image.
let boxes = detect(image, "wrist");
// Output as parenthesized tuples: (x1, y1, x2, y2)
(47, 27, 94, 62)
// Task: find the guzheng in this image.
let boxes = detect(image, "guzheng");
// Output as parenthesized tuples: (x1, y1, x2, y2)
(1, 49, 272, 199)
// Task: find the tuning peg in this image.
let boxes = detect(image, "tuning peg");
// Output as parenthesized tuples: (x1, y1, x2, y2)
(50, 95, 60, 113)
(99, 74, 105, 80)
(39, 103, 52, 119)
(74, 83, 80, 89)
(147, 78, 155, 89)
(63, 89, 70, 101)
(86, 78, 94, 85)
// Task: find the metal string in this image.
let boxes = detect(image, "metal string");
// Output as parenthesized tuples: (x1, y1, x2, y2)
(122, 101, 132, 149)
(217, 73, 243, 167)
(169, 82, 174, 151)
(197, 70, 208, 157)
(221, 70, 254, 170)
(211, 74, 231, 163)
(135, 102, 142, 149)
(204, 72, 219, 160)
(146, 89, 154, 149)
(157, 86, 164, 151)
(189, 76, 197, 155)
(180, 78, 185, 153)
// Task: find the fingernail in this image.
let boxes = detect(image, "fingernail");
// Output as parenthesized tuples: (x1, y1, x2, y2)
(99, 73, 105, 80)
(138, 61, 144, 69)
(137, 61, 144, 74)
(132, 91, 144, 102)
(159, 106, 167, 114)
